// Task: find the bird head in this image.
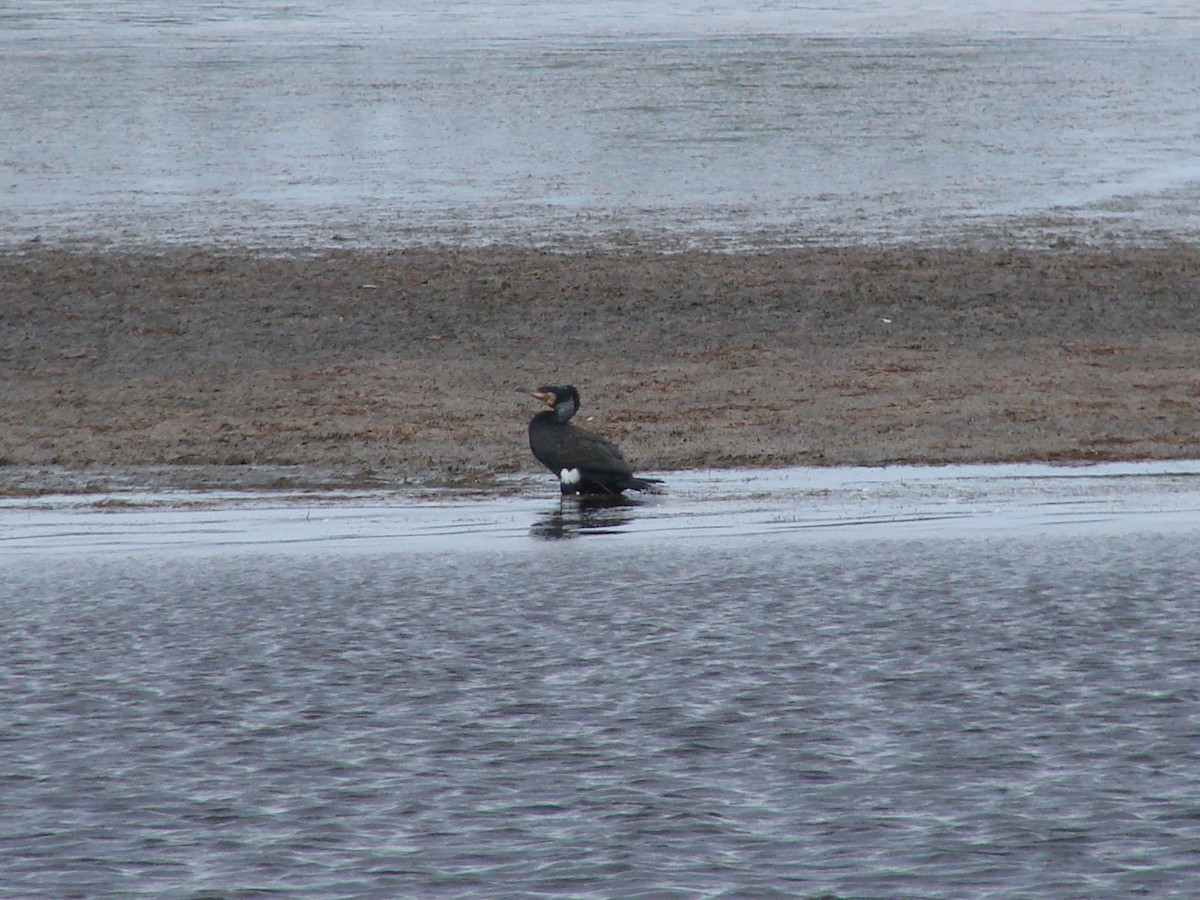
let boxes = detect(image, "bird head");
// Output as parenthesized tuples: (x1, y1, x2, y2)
(527, 384, 580, 422)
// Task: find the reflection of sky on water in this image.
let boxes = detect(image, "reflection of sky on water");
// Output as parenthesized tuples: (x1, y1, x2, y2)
(6, 459, 1200, 897)
(4, 461, 1200, 557)
(3, 1, 1200, 248)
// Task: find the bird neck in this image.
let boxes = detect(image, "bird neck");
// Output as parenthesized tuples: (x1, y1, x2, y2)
(552, 399, 577, 423)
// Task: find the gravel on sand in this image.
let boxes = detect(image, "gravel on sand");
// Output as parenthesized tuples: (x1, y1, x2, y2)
(3, 244, 1198, 492)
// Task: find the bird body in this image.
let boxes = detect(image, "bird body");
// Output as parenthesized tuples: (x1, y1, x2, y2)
(526, 385, 661, 496)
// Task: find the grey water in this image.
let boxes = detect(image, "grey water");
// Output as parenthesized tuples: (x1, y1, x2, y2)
(4, 1, 1200, 249)
(4, 463, 1200, 897)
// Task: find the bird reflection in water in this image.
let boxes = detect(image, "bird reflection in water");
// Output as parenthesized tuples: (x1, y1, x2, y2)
(530, 495, 641, 540)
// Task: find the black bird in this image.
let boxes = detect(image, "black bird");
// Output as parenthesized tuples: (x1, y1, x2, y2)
(526, 384, 662, 496)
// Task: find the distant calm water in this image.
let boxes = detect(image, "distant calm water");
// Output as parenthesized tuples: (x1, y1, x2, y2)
(4, 464, 1200, 896)
(3, 1, 1200, 248)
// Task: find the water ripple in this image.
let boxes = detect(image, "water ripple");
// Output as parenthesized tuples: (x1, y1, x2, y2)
(4, 530, 1200, 896)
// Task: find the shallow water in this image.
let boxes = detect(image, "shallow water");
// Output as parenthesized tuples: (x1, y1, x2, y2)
(6, 460, 1200, 555)
(4, 462, 1200, 896)
(3, 1, 1200, 248)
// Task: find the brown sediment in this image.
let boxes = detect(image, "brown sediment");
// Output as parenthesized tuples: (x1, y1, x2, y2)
(2, 244, 1199, 492)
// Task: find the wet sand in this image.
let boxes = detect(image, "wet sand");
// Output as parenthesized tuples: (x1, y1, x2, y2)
(3, 244, 1199, 492)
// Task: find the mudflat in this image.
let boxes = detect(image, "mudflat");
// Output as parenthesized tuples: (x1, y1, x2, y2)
(3, 244, 1198, 492)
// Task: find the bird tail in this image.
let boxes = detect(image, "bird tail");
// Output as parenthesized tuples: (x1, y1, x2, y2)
(624, 476, 664, 493)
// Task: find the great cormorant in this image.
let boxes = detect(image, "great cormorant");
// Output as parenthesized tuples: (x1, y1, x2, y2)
(526, 385, 662, 496)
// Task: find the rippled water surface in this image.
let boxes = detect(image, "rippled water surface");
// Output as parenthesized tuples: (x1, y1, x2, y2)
(3, 1, 1200, 247)
(4, 463, 1200, 896)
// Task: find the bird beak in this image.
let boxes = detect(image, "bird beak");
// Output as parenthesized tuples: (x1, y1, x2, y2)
(522, 389, 555, 407)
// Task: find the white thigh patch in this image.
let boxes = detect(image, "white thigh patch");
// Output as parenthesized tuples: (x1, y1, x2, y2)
(560, 468, 582, 486)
